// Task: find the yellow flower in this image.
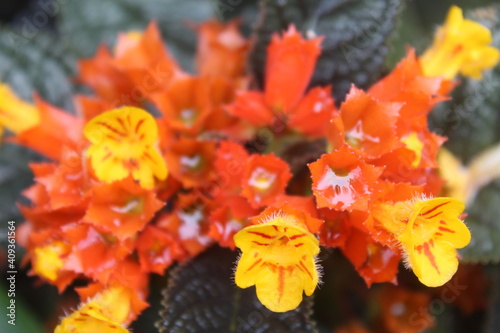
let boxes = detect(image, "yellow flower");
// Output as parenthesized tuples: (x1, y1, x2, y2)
(233, 211, 320, 312)
(84, 107, 167, 189)
(402, 132, 424, 167)
(0, 83, 40, 136)
(374, 197, 471, 287)
(420, 5, 500, 79)
(439, 145, 500, 204)
(32, 241, 68, 282)
(55, 286, 131, 333)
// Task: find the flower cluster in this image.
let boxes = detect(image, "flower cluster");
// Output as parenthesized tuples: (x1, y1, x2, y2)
(0, 5, 497, 330)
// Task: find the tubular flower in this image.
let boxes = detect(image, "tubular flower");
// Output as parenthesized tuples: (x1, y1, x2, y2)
(11, 96, 82, 161)
(196, 20, 248, 79)
(227, 25, 325, 127)
(373, 197, 471, 287)
(84, 106, 167, 189)
(55, 286, 133, 333)
(420, 5, 500, 79)
(0, 83, 40, 136)
(234, 208, 321, 312)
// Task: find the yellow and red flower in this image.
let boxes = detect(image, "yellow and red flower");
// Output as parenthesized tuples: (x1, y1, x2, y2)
(234, 206, 321, 312)
(84, 106, 167, 189)
(373, 197, 471, 287)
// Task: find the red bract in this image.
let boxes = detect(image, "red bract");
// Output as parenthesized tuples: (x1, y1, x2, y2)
(35, 148, 88, 210)
(288, 86, 337, 137)
(317, 208, 368, 249)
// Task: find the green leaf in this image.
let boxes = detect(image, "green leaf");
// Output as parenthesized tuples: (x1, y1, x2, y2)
(248, 0, 402, 101)
(0, 144, 40, 223)
(0, 283, 47, 333)
(0, 26, 67, 248)
(0, 27, 76, 110)
(429, 5, 500, 263)
(459, 181, 500, 263)
(157, 246, 317, 333)
(59, 0, 215, 71)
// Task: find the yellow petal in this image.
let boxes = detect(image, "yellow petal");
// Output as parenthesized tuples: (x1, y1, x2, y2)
(0, 83, 40, 134)
(55, 287, 132, 333)
(234, 247, 265, 288)
(405, 239, 459, 287)
(402, 132, 424, 167)
(84, 107, 167, 188)
(411, 198, 470, 248)
(438, 148, 469, 203)
(32, 241, 68, 282)
(233, 213, 320, 312)
(397, 197, 471, 287)
(254, 264, 306, 312)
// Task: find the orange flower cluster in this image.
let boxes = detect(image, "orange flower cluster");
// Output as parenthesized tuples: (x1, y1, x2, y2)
(13, 20, 252, 326)
(309, 49, 457, 287)
(5, 7, 491, 325)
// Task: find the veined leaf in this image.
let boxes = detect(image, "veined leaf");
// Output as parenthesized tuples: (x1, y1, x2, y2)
(157, 246, 317, 333)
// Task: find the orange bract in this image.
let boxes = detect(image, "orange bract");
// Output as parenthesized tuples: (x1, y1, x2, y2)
(265, 25, 322, 113)
(83, 177, 164, 240)
(241, 154, 292, 208)
(78, 22, 180, 105)
(196, 20, 248, 79)
(327, 86, 402, 157)
(164, 137, 216, 188)
(309, 146, 382, 211)
(11, 95, 82, 161)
